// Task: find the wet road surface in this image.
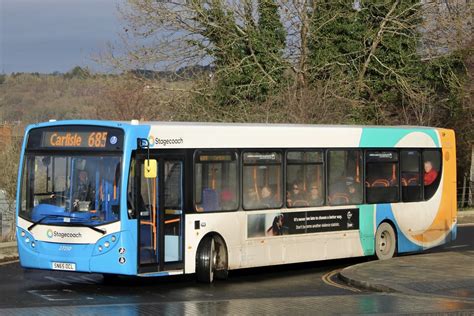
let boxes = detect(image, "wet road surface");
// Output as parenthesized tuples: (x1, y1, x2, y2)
(0, 225, 472, 314)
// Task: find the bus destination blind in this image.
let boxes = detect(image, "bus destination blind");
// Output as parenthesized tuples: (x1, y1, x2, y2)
(27, 126, 124, 151)
(42, 131, 110, 148)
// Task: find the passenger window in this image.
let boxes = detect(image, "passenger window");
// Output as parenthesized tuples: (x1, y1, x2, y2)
(164, 161, 182, 209)
(401, 150, 421, 202)
(194, 152, 239, 212)
(127, 158, 151, 219)
(127, 158, 137, 218)
(366, 151, 399, 203)
(423, 150, 441, 200)
(286, 151, 324, 207)
(328, 150, 363, 205)
(243, 152, 282, 210)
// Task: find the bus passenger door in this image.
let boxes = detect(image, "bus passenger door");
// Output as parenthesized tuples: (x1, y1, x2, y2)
(160, 159, 184, 271)
(137, 155, 184, 273)
(137, 160, 159, 272)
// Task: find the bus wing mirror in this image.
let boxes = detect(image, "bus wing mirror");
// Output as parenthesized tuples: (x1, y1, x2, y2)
(144, 159, 157, 178)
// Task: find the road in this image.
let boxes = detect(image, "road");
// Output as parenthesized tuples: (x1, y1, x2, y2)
(0, 225, 473, 314)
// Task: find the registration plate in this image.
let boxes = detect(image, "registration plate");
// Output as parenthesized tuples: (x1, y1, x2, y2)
(52, 262, 76, 271)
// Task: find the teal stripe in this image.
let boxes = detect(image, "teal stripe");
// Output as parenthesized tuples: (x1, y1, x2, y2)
(359, 128, 439, 148)
(359, 204, 375, 255)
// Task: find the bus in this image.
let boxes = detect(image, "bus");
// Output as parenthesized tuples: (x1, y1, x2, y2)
(16, 120, 457, 283)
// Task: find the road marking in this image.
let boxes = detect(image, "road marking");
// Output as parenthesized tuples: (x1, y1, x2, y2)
(44, 276, 72, 285)
(457, 223, 474, 227)
(0, 260, 19, 266)
(28, 289, 75, 301)
(79, 275, 99, 283)
(446, 244, 469, 249)
(66, 275, 97, 284)
(322, 269, 361, 293)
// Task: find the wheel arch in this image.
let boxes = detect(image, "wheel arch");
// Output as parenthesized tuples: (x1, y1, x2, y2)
(196, 231, 229, 271)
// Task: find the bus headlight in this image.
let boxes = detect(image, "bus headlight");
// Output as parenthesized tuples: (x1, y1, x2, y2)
(93, 234, 119, 256)
(21, 231, 26, 237)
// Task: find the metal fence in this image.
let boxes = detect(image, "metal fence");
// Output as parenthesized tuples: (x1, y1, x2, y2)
(458, 177, 473, 209)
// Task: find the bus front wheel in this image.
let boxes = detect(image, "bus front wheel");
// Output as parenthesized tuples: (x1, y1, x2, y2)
(196, 235, 228, 283)
(375, 222, 397, 260)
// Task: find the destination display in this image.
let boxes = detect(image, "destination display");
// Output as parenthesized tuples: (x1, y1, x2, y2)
(247, 208, 359, 238)
(198, 153, 235, 162)
(27, 126, 124, 151)
(43, 131, 109, 148)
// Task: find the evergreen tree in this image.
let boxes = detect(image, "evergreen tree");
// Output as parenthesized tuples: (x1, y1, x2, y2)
(195, 1, 286, 106)
(308, 0, 429, 122)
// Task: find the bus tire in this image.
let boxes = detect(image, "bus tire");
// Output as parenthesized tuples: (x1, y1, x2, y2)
(375, 222, 397, 260)
(196, 236, 216, 283)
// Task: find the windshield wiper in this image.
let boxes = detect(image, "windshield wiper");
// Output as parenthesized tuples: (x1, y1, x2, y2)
(28, 214, 74, 231)
(71, 223, 106, 235)
(28, 215, 106, 235)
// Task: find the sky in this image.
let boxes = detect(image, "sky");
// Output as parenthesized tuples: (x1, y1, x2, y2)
(0, 0, 124, 74)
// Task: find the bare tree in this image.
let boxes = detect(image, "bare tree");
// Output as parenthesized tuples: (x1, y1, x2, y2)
(0, 137, 22, 241)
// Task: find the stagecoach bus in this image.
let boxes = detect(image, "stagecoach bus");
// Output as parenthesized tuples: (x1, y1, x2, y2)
(16, 120, 457, 282)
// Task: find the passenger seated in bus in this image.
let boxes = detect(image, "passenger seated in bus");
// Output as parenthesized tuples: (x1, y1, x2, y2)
(307, 183, 323, 206)
(244, 187, 259, 209)
(220, 186, 236, 210)
(287, 182, 305, 206)
(260, 185, 278, 208)
(424, 161, 438, 185)
(347, 184, 362, 204)
(342, 177, 360, 204)
(201, 188, 220, 211)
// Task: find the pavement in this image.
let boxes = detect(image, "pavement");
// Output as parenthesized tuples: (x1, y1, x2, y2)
(458, 209, 474, 225)
(0, 241, 18, 264)
(339, 251, 474, 301)
(337, 210, 474, 301)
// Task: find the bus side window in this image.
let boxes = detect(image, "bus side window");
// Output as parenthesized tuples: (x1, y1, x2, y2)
(127, 158, 149, 219)
(286, 151, 324, 207)
(127, 159, 137, 219)
(365, 151, 399, 204)
(401, 150, 421, 202)
(243, 151, 282, 210)
(194, 151, 239, 212)
(328, 150, 363, 206)
(423, 150, 441, 200)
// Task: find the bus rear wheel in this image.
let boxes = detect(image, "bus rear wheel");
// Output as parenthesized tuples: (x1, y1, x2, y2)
(196, 235, 228, 283)
(375, 222, 397, 260)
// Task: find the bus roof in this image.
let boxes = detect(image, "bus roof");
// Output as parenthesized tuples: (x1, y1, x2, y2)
(25, 120, 447, 149)
(27, 119, 441, 130)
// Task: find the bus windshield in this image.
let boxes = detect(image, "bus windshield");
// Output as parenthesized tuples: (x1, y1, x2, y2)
(20, 154, 122, 226)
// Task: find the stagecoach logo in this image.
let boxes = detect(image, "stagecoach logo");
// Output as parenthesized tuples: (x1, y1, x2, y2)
(110, 136, 118, 145)
(347, 211, 353, 229)
(148, 135, 155, 147)
(147, 135, 184, 148)
(46, 229, 83, 239)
